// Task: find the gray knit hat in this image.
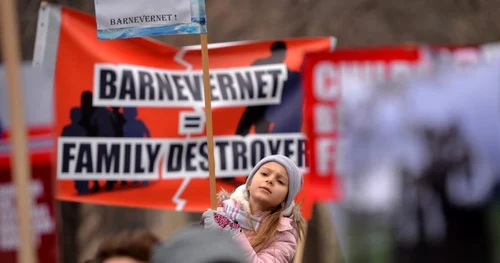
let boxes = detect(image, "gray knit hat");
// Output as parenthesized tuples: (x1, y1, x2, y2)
(246, 155, 303, 209)
(150, 226, 247, 263)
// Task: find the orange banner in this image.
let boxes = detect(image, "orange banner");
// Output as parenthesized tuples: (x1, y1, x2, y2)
(36, 4, 335, 218)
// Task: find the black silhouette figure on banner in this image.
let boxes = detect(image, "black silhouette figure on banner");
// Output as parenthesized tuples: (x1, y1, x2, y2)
(79, 91, 97, 136)
(66, 92, 155, 194)
(61, 107, 89, 195)
(91, 107, 117, 137)
(265, 69, 302, 133)
(123, 107, 151, 138)
(235, 41, 287, 136)
(112, 107, 126, 137)
(91, 106, 120, 191)
(236, 41, 303, 134)
(228, 42, 303, 184)
(78, 91, 101, 193)
(123, 107, 151, 186)
(111, 107, 128, 186)
(62, 108, 87, 137)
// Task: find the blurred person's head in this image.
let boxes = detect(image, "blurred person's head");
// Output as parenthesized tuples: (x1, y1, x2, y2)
(269, 41, 287, 63)
(86, 230, 159, 263)
(80, 91, 93, 109)
(150, 226, 247, 263)
(70, 107, 82, 123)
(123, 107, 138, 120)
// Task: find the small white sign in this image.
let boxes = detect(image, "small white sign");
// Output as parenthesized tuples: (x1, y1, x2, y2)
(94, 0, 192, 30)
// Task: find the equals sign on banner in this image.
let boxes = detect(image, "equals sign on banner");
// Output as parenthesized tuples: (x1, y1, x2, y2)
(179, 111, 205, 135)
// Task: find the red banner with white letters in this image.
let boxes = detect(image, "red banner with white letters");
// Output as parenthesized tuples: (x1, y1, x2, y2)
(0, 138, 57, 263)
(302, 46, 422, 201)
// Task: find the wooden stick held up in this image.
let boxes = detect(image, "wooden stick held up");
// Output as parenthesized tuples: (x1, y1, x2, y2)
(293, 221, 308, 263)
(0, 0, 37, 263)
(200, 33, 218, 210)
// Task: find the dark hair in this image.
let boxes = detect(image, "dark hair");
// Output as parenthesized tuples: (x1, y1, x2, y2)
(88, 230, 159, 263)
(270, 41, 287, 52)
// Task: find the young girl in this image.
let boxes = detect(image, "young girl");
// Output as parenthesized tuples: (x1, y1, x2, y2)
(202, 155, 306, 263)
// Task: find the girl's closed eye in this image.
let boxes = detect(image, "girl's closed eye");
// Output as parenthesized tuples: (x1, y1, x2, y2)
(261, 172, 268, 176)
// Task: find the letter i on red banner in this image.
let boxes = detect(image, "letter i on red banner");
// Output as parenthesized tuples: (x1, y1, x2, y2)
(91, 0, 217, 209)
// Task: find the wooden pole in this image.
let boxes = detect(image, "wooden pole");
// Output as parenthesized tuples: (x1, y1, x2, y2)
(0, 0, 37, 263)
(293, 221, 308, 263)
(200, 33, 217, 210)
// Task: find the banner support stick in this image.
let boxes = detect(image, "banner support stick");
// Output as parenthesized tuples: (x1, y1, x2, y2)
(293, 221, 308, 263)
(200, 33, 217, 210)
(0, 0, 37, 263)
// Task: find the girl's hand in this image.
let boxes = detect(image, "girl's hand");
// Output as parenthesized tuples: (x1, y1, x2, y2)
(201, 209, 242, 235)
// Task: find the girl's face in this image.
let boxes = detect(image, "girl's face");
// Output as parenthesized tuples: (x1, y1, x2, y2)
(247, 162, 289, 212)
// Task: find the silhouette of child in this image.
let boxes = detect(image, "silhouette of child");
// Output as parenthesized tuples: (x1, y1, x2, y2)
(91, 107, 117, 137)
(111, 107, 127, 186)
(123, 107, 151, 186)
(78, 91, 101, 193)
(112, 107, 126, 137)
(62, 108, 87, 137)
(123, 107, 151, 138)
(89, 106, 120, 191)
(61, 107, 89, 195)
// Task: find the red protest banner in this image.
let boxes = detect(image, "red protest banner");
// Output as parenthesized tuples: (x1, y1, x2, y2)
(36, 4, 335, 219)
(0, 137, 57, 263)
(302, 46, 422, 202)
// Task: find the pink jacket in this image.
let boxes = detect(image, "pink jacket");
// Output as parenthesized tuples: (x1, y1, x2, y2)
(232, 213, 298, 263)
(215, 186, 303, 263)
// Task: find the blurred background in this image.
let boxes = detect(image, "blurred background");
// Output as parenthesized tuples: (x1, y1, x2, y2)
(14, 0, 500, 60)
(4, 0, 500, 262)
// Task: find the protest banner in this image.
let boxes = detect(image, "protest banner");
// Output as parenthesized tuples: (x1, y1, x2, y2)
(94, 0, 219, 208)
(302, 46, 422, 202)
(303, 45, 500, 262)
(336, 50, 500, 263)
(34, 4, 336, 218)
(0, 140, 57, 263)
(94, 0, 207, 40)
(0, 60, 55, 263)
